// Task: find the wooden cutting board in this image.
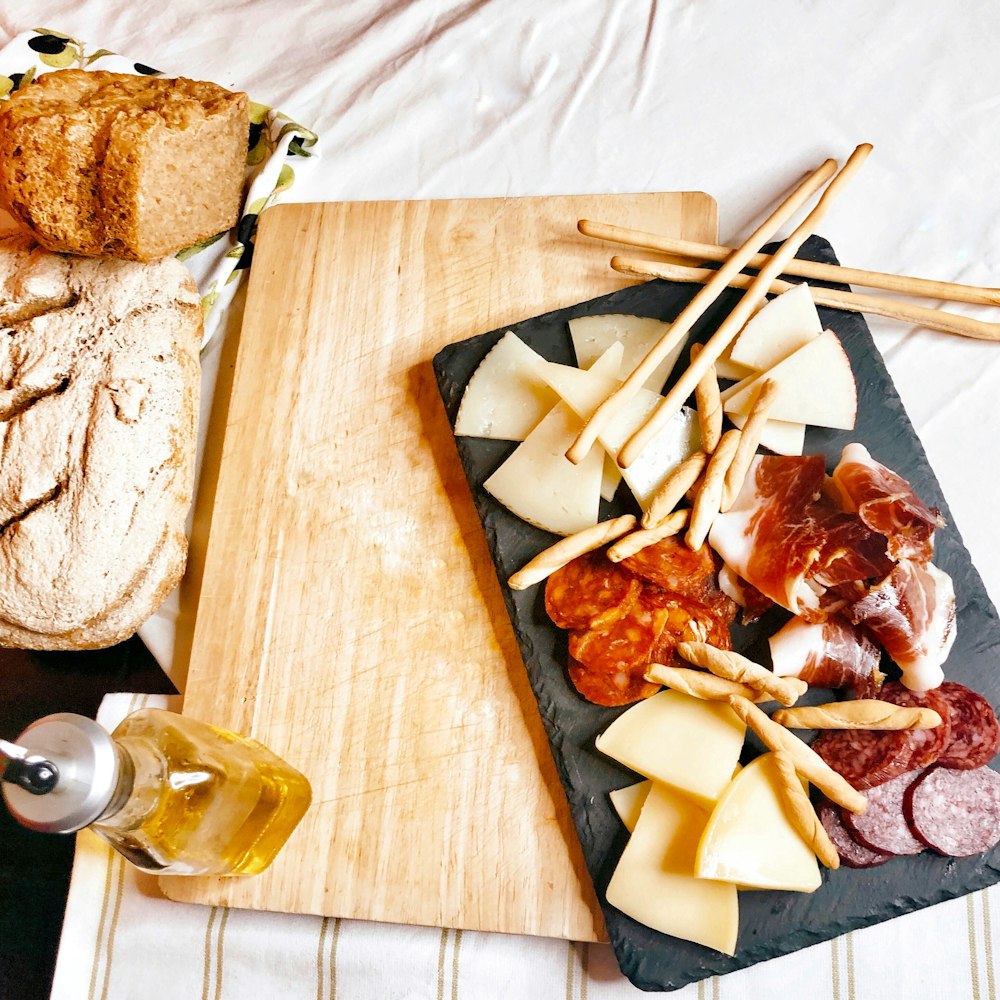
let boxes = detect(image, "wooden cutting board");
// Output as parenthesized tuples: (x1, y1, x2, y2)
(160, 192, 717, 941)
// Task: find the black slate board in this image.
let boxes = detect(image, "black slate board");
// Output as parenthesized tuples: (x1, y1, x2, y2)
(431, 235, 1000, 991)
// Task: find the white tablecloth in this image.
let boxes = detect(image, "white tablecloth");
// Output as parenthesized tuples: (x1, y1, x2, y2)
(3, 1, 1000, 997)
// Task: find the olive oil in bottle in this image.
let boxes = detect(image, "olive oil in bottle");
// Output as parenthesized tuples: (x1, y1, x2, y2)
(2, 709, 311, 876)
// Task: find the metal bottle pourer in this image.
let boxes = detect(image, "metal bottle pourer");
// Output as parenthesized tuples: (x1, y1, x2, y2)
(0, 738, 60, 794)
(1, 714, 122, 834)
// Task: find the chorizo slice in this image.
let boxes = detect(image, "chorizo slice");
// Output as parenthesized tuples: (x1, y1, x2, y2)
(880, 681, 951, 771)
(620, 535, 717, 603)
(545, 549, 641, 632)
(811, 726, 912, 790)
(935, 682, 1000, 770)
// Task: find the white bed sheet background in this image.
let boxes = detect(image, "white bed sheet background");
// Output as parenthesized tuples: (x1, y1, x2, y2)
(3, 1, 1000, 998)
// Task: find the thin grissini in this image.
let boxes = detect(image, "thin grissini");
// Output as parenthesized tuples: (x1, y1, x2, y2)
(773, 701, 943, 731)
(641, 450, 707, 529)
(563, 156, 839, 467)
(644, 662, 805, 704)
(721, 378, 778, 512)
(726, 695, 868, 814)
(618, 143, 873, 468)
(677, 641, 803, 707)
(607, 509, 689, 562)
(685, 429, 740, 550)
(772, 751, 841, 869)
(578, 217, 1000, 307)
(611, 258, 1000, 343)
(507, 514, 636, 590)
(691, 342, 723, 453)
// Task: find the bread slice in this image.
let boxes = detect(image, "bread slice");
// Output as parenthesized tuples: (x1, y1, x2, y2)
(0, 70, 248, 262)
(0, 236, 201, 649)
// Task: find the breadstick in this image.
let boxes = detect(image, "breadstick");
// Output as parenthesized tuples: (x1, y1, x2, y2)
(677, 641, 805, 706)
(721, 378, 779, 512)
(564, 157, 838, 467)
(773, 701, 943, 731)
(641, 451, 707, 529)
(607, 510, 689, 562)
(771, 751, 840, 869)
(618, 144, 872, 469)
(685, 429, 740, 549)
(645, 663, 782, 704)
(690, 343, 723, 454)
(507, 515, 636, 590)
(726, 695, 868, 814)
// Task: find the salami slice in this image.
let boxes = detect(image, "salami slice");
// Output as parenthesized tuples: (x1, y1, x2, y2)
(817, 798, 891, 868)
(843, 770, 925, 856)
(880, 681, 951, 771)
(567, 591, 669, 706)
(811, 726, 912, 790)
(935, 682, 1000, 770)
(545, 550, 641, 631)
(905, 766, 1000, 857)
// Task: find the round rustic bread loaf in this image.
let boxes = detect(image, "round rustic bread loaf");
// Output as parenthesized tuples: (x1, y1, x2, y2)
(0, 235, 201, 649)
(0, 70, 248, 262)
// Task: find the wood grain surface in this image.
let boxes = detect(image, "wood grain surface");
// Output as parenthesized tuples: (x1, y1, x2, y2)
(160, 192, 717, 940)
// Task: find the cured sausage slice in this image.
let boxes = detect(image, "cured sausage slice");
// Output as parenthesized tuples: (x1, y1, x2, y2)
(843, 770, 925, 856)
(905, 766, 1000, 857)
(566, 653, 660, 707)
(567, 591, 669, 706)
(880, 681, 951, 771)
(811, 726, 912, 790)
(619, 535, 717, 603)
(936, 682, 1000, 770)
(545, 550, 641, 631)
(817, 798, 891, 868)
(648, 589, 737, 666)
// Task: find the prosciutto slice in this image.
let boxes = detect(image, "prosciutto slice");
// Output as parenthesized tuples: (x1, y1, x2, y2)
(709, 455, 892, 620)
(846, 559, 957, 691)
(832, 443, 944, 562)
(769, 615, 884, 695)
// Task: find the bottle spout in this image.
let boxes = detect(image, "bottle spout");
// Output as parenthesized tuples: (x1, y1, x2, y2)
(0, 738, 60, 795)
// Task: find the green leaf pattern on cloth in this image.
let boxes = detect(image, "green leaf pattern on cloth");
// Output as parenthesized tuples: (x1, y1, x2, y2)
(0, 29, 321, 350)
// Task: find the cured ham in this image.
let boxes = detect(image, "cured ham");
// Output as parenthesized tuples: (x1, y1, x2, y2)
(709, 455, 891, 621)
(769, 615, 883, 695)
(832, 443, 944, 563)
(846, 560, 957, 691)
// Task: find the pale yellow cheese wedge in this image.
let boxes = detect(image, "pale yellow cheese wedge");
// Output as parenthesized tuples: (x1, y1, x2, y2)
(569, 314, 684, 391)
(482, 344, 624, 535)
(539, 362, 701, 509)
(454, 332, 558, 440)
(606, 782, 739, 955)
(595, 690, 746, 807)
(695, 753, 822, 893)
(728, 283, 822, 371)
(609, 780, 652, 832)
(482, 401, 604, 535)
(722, 330, 857, 429)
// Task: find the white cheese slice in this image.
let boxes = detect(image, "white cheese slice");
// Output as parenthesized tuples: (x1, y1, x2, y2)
(595, 690, 746, 807)
(695, 753, 822, 893)
(568, 313, 685, 392)
(714, 351, 755, 381)
(728, 283, 822, 372)
(609, 780, 652, 833)
(454, 332, 558, 440)
(538, 363, 701, 509)
(482, 401, 604, 536)
(480, 343, 623, 533)
(726, 408, 806, 456)
(601, 455, 622, 502)
(606, 781, 739, 955)
(722, 330, 857, 429)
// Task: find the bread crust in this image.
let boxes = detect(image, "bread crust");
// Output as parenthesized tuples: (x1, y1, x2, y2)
(0, 70, 248, 261)
(0, 236, 201, 649)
